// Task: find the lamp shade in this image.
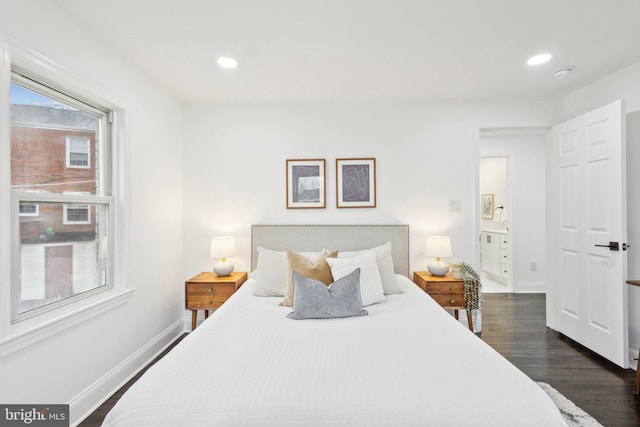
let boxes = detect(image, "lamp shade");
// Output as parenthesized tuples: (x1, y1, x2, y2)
(210, 236, 237, 259)
(425, 236, 452, 258)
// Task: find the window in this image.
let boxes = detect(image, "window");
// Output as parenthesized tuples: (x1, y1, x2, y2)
(66, 136, 90, 168)
(63, 204, 91, 224)
(10, 71, 113, 320)
(19, 202, 38, 216)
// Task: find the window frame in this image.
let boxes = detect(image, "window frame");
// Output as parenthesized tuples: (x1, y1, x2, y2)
(9, 72, 115, 322)
(0, 35, 139, 353)
(0, 41, 135, 357)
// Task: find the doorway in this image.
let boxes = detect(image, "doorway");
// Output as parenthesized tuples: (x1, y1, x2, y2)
(476, 128, 547, 294)
(479, 156, 510, 293)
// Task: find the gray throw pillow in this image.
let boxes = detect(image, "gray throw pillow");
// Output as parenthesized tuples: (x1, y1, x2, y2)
(287, 268, 368, 320)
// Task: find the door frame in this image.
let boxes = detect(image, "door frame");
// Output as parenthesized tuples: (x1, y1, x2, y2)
(478, 155, 512, 291)
(472, 123, 552, 290)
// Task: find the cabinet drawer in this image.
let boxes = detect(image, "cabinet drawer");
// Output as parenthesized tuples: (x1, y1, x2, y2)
(501, 262, 509, 276)
(431, 294, 466, 308)
(185, 283, 235, 309)
(424, 282, 464, 294)
(186, 295, 228, 309)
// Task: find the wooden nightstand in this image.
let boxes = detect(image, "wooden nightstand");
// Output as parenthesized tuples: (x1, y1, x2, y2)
(185, 272, 248, 330)
(413, 271, 474, 332)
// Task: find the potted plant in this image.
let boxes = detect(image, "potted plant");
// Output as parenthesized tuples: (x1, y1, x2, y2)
(449, 262, 482, 323)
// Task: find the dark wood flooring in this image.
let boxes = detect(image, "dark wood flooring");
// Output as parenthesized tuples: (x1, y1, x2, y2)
(79, 334, 187, 427)
(80, 294, 640, 426)
(480, 293, 640, 426)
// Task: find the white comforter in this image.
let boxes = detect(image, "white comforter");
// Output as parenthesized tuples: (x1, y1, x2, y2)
(103, 276, 567, 426)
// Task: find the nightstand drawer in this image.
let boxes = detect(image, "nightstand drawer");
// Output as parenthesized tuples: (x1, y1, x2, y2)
(424, 282, 464, 295)
(431, 294, 466, 307)
(185, 283, 234, 309)
(186, 295, 228, 309)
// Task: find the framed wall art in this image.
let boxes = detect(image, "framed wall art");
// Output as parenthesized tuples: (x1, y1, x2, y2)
(481, 193, 494, 219)
(286, 159, 326, 209)
(336, 158, 376, 208)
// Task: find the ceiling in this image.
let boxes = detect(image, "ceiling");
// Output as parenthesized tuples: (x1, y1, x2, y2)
(56, 0, 640, 103)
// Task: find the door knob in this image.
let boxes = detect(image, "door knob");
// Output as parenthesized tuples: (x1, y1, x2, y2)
(594, 241, 619, 251)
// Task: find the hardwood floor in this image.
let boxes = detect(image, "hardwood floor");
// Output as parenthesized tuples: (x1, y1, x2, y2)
(80, 294, 640, 426)
(480, 293, 640, 426)
(79, 334, 186, 427)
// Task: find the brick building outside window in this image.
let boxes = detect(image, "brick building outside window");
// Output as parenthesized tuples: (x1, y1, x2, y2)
(10, 80, 111, 317)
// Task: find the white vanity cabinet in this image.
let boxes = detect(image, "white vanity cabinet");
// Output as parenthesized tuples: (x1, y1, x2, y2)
(481, 231, 509, 284)
(499, 234, 509, 278)
(481, 232, 500, 276)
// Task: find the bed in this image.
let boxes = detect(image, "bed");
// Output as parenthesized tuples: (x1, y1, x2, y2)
(103, 225, 566, 426)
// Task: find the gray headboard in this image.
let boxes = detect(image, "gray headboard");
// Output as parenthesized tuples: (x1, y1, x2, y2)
(251, 224, 410, 277)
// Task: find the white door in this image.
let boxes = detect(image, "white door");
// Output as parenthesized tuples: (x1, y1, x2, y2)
(546, 100, 628, 368)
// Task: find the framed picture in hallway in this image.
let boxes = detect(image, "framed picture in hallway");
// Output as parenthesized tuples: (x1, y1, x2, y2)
(481, 193, 494, 219)
(336, 158, 376, 208)
(286, 159, 326, 209)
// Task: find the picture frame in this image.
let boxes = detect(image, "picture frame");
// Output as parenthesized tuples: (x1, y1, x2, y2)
(481, 193, 494, 219)
(336, 158, 376, 208)
(286, 159, 326, 209)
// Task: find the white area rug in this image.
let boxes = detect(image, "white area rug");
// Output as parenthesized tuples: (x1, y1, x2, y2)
(537, 382, 604, 427)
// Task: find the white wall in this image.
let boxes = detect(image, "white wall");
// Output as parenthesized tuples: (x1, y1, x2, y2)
(0, 1, 184, 424)
(182, 101, 561, 290)
(563, 59, 640, 368)
(479, 156, 508, 232)
(479, 135, 547, 292)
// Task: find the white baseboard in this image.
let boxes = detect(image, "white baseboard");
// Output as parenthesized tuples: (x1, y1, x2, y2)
(69, 319, 184, 426)
(515, 281, 546, 293)
(485, 272, 508, 285)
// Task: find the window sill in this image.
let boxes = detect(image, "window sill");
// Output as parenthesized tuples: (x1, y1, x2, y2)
(0, 288, 135, 358)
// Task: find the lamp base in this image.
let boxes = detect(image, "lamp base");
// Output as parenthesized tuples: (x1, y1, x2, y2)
(427, 261, 449, 276)
(213, 261, 234, 277)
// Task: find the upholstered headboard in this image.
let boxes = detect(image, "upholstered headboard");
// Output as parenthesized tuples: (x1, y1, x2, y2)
(251, 224, 410, 277)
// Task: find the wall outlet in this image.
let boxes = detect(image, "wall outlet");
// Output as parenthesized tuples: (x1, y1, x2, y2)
(530, 261, 538, 271)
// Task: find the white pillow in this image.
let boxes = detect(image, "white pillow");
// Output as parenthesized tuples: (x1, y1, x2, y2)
(327, 250, 386, 307)
(338, 242, 402, 295)
(252, 247, 287, 296)
(252, 247, 327, 297)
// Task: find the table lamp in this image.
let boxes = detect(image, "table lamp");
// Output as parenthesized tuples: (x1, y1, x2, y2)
(210, 236, 237, 276)
(425, 236, 452, 276)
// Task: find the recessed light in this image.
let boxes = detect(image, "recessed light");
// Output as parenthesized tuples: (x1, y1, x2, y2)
(527, 53, 552, 66)
(217, 57, 238, 69)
